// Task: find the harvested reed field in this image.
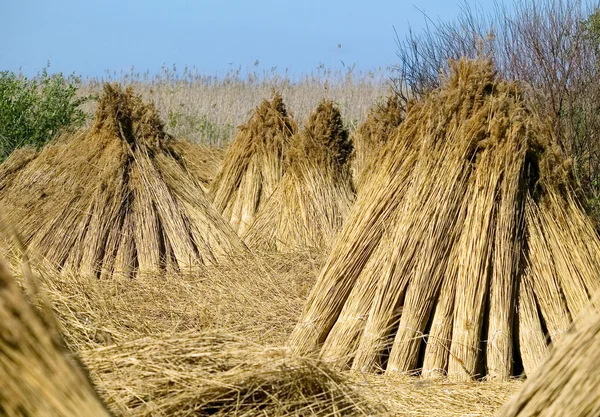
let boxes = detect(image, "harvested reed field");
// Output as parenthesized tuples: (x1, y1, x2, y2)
(2, 244, 524, 416)
(0, 257, 111, 416)
(289, 59, 600, 381)
(351, 93, 403, 188)
(0, 84, 245, 279)
(210, 91, 298, 235)
(243, 99, 355, 251)
(498, 300, 600, 417)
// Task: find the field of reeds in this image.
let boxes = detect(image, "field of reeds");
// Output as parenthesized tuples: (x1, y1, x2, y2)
(78, 66, 391, 146)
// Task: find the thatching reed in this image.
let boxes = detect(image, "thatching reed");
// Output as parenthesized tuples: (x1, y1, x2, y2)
(209, 91, 298, 235)
(288, 59, 600, 381)
(0, 257, 111, 416)
(351, 93, 403, 188)
(243, 99, 355, 251)
(0, 84, 246, 279)
(0, 145, 37, 193)
(498, 302, 600, 416)
(168, 140, 224, 193)
(81, 331, 373, 417)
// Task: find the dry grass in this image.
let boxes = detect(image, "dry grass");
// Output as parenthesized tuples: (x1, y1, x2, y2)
(0, 235, 530, 416)
(79, 66, 391, 146)
(81, 331, 374, 417)
(210, 91, 297, 235)
(243, 99, 355, 251)
(289, 58, 600, 381)
(5, 250, 321, 351)
(0, 84, 246, 279)
(355, 374, 521, 416)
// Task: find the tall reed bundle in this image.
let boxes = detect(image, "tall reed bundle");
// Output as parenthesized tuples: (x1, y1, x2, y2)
(209, 91, 297, 235)
(0, 84, 246, 279)
(243, 100, 355, 251)
(498, 302, 600, 417)
(0, 258, 110, 416)
(351, 93, 403, 188)
(288, 59, 600, 381)
(81, 331, 373, 417)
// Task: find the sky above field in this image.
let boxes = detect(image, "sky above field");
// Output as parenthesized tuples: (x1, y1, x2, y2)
(2, 0, 495, 78)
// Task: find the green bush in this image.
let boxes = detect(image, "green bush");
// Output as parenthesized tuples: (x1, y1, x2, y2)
(0, 67, 88, 161)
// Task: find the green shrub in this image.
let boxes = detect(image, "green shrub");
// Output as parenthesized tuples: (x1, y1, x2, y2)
(0, 67, 88, 161)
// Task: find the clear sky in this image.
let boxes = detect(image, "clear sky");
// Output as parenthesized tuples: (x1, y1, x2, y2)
(1, 0, 495, 78)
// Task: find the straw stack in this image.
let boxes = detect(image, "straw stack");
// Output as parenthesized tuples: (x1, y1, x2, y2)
(498, 302, 600, 416)
(0, 84, 246, 279)
(243, 99, 355, 251)
(351, 93, 403, 188)
(0, 258, 110, 416)
(209, 91, 297, 235)
(288, 59, 600, 381)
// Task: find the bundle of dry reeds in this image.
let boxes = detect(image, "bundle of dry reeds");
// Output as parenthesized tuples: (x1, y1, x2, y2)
(209, 91, 297, 235)
(288, 59, 600, 381)
(0, 84, 246, 279)
(0, 146, 37, 193)
(498, 301, 600, 416)
(168, 140, 224, 193)
(243, 99, 355, 251)
(351, 93, 403, 188)
(0, 258, 111, 416)
(80, 331, 374, 417)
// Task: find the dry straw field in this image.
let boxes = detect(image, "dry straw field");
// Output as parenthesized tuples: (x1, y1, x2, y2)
(2, 58, 600, 417)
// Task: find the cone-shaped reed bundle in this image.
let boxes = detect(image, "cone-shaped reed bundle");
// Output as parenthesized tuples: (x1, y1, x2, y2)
(288, 59, 600, 381)
(243, 99, 355, 251)
(209, 91, 297, 235)
(0, 146, 37, 194)
(0, 258, 110, 416)
(0, 84, 246, 279)
(498, 303, 600, 416)
(351, 93, 403, 188)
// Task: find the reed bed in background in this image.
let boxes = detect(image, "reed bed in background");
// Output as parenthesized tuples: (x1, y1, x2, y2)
(0, 258, 111, 416)
(210, 91, 297, 235)
(3, 249, 323, 352)
(79, 66, 391, 145)
(0, 84, 246, 279)
(244, 99, 355, 251)
(289, 59, 600, 381)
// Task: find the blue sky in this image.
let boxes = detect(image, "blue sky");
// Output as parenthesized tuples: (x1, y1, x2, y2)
(1, 0, 495, 78)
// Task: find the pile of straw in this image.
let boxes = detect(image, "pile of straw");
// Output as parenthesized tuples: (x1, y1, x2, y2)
(0, 258, 110, 416)
(0, 146, 37, 194)
(244, 99, 355, 251)
(0, 84, 246, 279)
(351, 93, 403, 188)
(498, 301, 600, 417)
(81, 331, 373, 417)
(210, 91, 297, 235)
(289, 59, 600, 381)
(168, 140, 224, 193)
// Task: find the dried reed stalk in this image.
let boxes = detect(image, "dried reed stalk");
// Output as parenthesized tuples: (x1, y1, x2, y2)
(0, 258, 110, 416)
